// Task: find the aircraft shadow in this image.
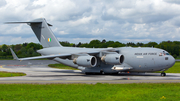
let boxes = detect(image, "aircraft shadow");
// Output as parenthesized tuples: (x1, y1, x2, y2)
(27, 69, 180, 77)
(27, 71, 180, 78)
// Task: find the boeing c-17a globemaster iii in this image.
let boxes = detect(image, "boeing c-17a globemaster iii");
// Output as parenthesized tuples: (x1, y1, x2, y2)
(6, 18, 175, 76)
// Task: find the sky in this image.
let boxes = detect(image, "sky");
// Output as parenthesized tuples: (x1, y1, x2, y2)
(1, 0, 180, 45)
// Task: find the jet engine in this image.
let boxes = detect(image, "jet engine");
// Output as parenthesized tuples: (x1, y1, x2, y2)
(73, 56, 97, 67)
(101, 54, 124, 65)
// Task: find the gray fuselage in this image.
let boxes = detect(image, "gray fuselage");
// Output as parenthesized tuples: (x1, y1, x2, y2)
(37, 46, 175, 73)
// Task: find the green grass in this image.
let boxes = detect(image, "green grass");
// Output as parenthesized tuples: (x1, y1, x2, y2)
(0, 83, 179, 101)
(155, 61, 180, 73)
(165, 61, 180, 73)
(48, 63, 79, 70)
(0, 71, 26, 77)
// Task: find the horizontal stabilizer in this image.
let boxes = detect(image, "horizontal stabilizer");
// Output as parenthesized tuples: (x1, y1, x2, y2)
(6, 18, 60, 47)
(4, 22, 41, 24)
(5, 22, 52, 26)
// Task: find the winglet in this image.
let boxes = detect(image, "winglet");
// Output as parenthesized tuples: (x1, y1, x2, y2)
(10, 48, 19, 60)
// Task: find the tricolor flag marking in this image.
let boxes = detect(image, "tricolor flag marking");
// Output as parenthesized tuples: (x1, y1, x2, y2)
(48, 38, 51, 42)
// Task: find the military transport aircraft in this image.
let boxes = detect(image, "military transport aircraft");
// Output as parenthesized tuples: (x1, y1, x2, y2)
(6, 18, 175, 76)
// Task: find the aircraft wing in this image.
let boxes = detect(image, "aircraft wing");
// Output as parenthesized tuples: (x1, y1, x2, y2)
(10, 48, 71, 61)
(10, 48, 121, 62)
(10, 48, 106, 61)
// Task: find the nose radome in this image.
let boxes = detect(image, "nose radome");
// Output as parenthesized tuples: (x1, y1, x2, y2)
(170, 56, 175, 67)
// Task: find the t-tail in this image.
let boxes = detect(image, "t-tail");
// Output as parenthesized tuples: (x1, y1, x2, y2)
(5, 18, 62, 48)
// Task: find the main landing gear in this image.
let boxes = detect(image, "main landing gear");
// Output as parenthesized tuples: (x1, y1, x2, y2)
(100, 70, 105, 75)
(161, 72, 166, 76)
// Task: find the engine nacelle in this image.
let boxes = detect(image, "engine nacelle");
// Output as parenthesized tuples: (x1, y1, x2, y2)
(73, 56, 97, 67)
(101, 54, 124, 65)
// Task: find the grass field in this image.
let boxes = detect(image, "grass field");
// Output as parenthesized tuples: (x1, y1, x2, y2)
(155, 61, 180, 73)
(0, 83, 179, 101)
(165, 61, 180, 73)
(48, 63, 79, 70)
(0, 61, 179, 100)
(0, 71, 26, 77)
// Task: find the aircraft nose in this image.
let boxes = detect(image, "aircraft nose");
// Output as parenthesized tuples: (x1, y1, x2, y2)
(169, 56, 175, 67)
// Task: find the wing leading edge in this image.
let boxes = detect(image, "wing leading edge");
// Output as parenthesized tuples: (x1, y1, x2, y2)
(10, 48, 104, 61)
(10, 48, 71, 61)
(10, 47, 119, 61)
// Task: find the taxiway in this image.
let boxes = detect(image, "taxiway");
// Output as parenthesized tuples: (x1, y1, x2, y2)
(0, 60, 180, 84)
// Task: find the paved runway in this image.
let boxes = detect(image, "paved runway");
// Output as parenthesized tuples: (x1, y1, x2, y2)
(0, 60, 180, 84)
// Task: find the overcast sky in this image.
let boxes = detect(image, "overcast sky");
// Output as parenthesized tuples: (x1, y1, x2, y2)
(1, 0, 180, 45)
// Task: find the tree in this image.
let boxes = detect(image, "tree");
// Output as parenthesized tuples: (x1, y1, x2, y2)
(106, 41, 114, 47)
(88, 40, 101, 48)
(60, 41, 71, 46)
(20, 47, 26, 53)
(26, 42, 42, 50)
(144, 42, 158, 47)
(126, 42, 136, 47)
(22, 42, 28, 47)
(1, 44, 8, 52)
(136, 42, 144, 47)
(101, 39, 106, 43)
(27, 48, 34, 57)
(79, 43, 88, 47)
(14, 44, 22, 52)
(109, 41, 125, 47)
(76, 42, 82, 47)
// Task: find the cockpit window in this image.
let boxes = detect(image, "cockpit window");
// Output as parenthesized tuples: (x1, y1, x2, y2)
(163, 51, 166, 55)
(159, 51, 170, 56)
(166, 53, 170, 55)
(164, 51, 170, 55)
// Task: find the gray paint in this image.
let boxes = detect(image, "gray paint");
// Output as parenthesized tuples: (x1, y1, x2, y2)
(30, 18, 62, 48)
(37, 46, 175, 73)
(6, 18, 62, 48)
(8, 18, 176, 74)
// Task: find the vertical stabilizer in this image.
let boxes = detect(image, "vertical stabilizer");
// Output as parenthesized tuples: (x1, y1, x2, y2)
(29, 18, 62, 47)
(6, 18, 62, 48)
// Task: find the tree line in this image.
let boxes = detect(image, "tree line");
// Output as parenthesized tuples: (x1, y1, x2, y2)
(0, 40, 180, 59)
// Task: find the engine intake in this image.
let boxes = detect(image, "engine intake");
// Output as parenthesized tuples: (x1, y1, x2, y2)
(101, 54, 124, 65)
(73, 56, 97, 67)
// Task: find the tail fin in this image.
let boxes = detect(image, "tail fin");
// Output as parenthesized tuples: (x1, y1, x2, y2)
(6, 18, 62, 48)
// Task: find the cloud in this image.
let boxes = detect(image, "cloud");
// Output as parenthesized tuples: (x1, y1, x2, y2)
(164, 0, 180, 4)
(101, 0, 180, 23)
(0, 0, 6, 7)
(1, 0, 180, 45)
(0, 36, 39, 45)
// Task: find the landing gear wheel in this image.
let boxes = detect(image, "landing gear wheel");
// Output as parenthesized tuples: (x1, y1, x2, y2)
(113, 72, 119, 75)
(161, 73, 166, 76)
(100, 70, 105, 75)
(101, 71, 105, 75)
(85, 72, 91, 75)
